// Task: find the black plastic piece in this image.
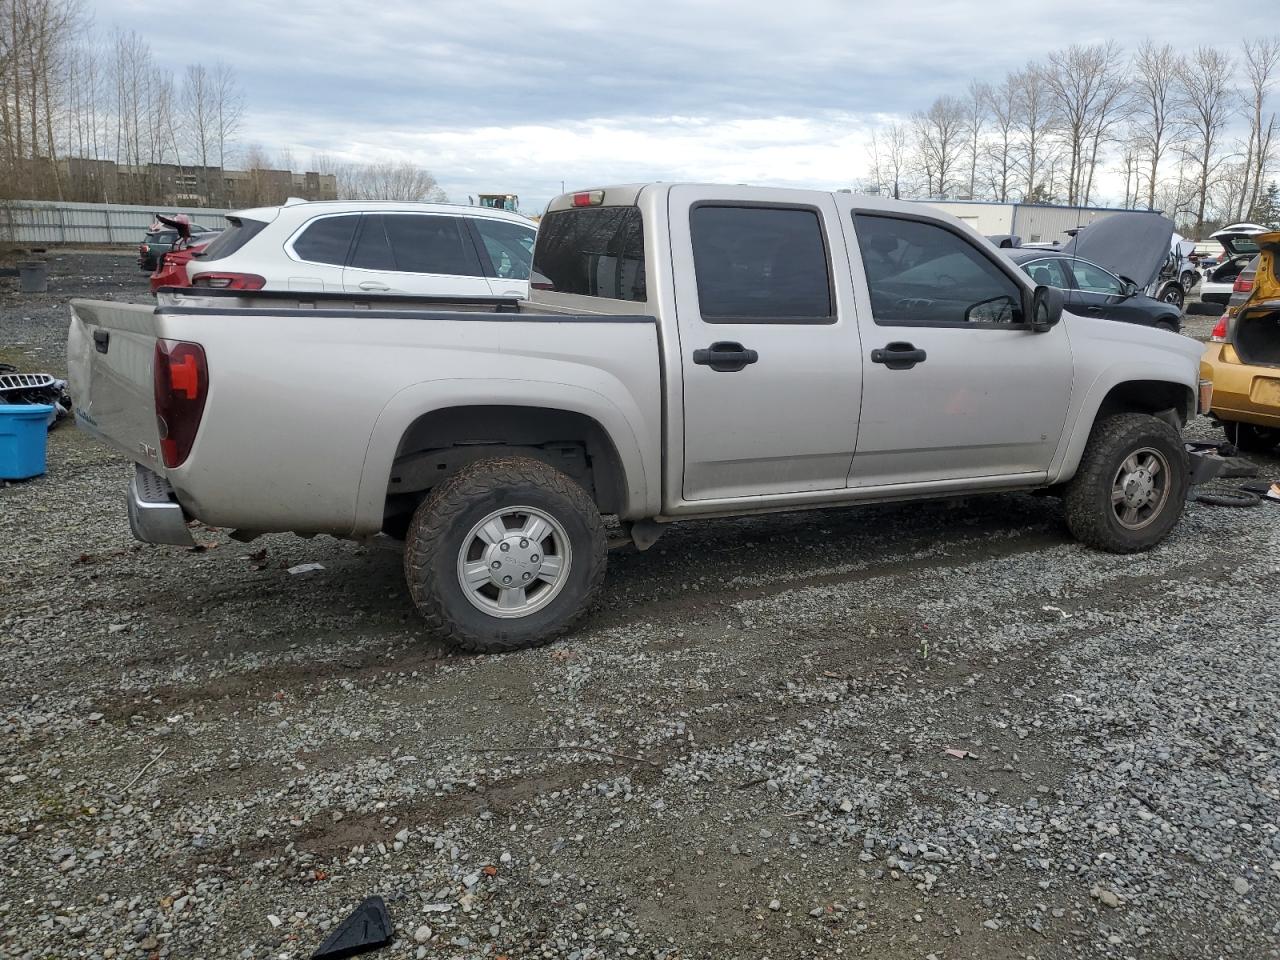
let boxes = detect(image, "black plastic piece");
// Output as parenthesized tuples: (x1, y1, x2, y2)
(870, 342, 927, 369)
(93, 329, 110, 353)
(692, 341, 759, 372)
(311, 897, 393, 959)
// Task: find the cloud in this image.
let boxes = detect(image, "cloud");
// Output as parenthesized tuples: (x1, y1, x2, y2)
(96, 0, 1262, 211)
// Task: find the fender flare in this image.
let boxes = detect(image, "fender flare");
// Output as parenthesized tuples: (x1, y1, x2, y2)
(1048, 366, 1195, 484)
(352, 378, 656, 533)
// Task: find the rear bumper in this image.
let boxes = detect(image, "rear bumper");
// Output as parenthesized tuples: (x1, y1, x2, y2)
(128, 463, 196, 546)
(1200, 343, 1280, 428)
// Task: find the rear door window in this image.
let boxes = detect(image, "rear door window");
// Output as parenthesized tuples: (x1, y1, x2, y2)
(349, 215, 397, 271)
(690, 205, 832, 322)
(472, 218, 536, 279)
(292, 215, 360, 265)
(379, 214, 484, 276)
(531, 206, 647, 301)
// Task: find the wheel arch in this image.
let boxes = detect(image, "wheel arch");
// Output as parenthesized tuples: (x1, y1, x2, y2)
(355, 381, 655, 534)
(1050, 375, 1196, 484)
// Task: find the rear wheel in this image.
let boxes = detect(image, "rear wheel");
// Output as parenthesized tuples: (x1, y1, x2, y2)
(1180, 270, 1197, 290)
(1064, 413, 1188, 553)
(403, 456, 607, 653)
(1222, 421, 1280, 454)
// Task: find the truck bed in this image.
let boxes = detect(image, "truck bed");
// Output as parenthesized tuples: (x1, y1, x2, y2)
(68, 289, 662, 537)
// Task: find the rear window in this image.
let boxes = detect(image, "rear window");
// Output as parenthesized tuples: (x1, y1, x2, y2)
(145, 230, 178, 244)
(531, 206, 646, 301)
(196, 217, 268, 262)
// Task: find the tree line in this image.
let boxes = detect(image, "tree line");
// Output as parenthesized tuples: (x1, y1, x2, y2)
(0, 0, 447, 207)
(866, 38, 1280, 238)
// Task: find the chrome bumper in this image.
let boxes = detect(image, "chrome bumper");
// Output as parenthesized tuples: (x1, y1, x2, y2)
(128, 463, 195, 546)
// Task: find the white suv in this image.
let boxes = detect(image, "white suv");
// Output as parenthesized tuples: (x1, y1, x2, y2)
(186, 199, 537, 297)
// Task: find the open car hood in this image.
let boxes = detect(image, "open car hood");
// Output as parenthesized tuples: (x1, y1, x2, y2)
(1058, 212, 1175, 289)
(1211, 223, 1267, 257)
(154, 213, 191, 242)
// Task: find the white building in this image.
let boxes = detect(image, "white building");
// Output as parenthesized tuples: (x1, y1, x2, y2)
(910, 199, 1135, 245)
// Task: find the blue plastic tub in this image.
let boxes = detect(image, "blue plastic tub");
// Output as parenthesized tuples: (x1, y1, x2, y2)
(0, 404, 53, 480)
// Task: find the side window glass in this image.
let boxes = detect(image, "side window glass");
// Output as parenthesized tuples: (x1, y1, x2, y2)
(854, 213, 1024, 326)
(293, 215, 359, 265)
(691, 206, 832, 322)
(382, 215, 484, 277)
(473, 218, 536, 279)
(1068, 261, 1123, 296)
(349, 215, 396, 271)
(1023, 258, 1071, 289)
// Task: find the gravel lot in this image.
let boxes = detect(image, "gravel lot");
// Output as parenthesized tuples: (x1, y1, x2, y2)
(2, 253, 1278, 960)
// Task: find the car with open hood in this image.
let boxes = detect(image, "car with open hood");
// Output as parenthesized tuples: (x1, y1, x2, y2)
(1201, 238, 1280, 453)
(1004, 212, 1184, 331)
(1199, 223, 1268, 308)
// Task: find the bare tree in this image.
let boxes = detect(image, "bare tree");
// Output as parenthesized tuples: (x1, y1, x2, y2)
(1177, 46, 1237, 238)
(181, 63, 215, 199)
(1044, 42, 1130, 205)
(983, 73, 1020, 202)
(1015, 64, 1055, 201)
(1131, 41, 1184, 210)
(913, 95, 967, 197)
(963, 79, 989, 199)
(212, 60, 242, 196)
(1239, 37, 1280, 220)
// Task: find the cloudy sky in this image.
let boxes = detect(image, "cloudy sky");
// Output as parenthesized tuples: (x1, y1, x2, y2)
(98, 0, 1262, 211)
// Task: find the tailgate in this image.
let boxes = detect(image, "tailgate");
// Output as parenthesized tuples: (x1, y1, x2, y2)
(67, 299, 166, 469)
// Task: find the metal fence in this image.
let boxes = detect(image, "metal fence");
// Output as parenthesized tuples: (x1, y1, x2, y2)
(0, 200, 230, 246)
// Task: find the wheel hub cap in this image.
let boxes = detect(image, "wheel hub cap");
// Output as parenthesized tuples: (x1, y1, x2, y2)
(1111, 447, 1171, 530)
(456, 506, 571, 619)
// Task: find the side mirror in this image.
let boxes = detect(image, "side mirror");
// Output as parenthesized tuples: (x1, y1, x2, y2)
(1030, 284, 1064, 332)
(1120, 278, 1138, 298)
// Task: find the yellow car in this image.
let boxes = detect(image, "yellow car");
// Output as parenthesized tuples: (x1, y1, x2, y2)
(1200, 235, 1280, 453)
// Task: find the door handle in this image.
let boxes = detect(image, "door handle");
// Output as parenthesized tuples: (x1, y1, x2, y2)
(1085, 304, 1104, 314)
(692, 341, 758, 372)
(358, 281, 390, 292)
(870, 341, 926, 370)
(93, 329, 110, 354)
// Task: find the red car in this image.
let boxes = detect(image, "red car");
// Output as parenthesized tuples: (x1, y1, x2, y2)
(148, 215, 220, 293)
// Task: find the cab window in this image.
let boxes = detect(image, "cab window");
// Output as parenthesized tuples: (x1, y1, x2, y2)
(854, 213, 1024, 326)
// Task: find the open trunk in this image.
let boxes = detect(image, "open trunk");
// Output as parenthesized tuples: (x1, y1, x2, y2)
(1234, 305, 1280, 367)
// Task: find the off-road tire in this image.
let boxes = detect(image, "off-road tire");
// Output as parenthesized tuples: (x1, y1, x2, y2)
(403, 456, 607, 653)
(1222, 420, 1280, 454)
(1064, 413, 1188, 553)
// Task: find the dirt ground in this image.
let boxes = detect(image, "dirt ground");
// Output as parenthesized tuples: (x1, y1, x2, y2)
(1, 253, 1277, 960)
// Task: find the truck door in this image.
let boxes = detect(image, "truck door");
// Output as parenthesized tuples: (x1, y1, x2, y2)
(845, 209, 1073, 486)
(669, 186, 863, 501)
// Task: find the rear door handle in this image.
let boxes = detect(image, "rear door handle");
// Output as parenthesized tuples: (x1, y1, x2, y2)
(870, 341, 926, 370)
(692, 341, 758, 372)
(93, 329, 110, 354)
(358, 281, 390, 292)
(1085, 305, 1104, 314)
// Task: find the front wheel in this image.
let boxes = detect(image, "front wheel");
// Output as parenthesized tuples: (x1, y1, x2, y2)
(403, 456, 607, 653)
(1064, 413, 1188, 553)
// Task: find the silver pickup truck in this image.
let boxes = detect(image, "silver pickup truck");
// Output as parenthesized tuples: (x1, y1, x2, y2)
(68, 183, 1212, 653)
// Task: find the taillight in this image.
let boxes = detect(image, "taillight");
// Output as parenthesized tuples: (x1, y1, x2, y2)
(1233, 276, 1254, 294)
(1210, 315, 1228, 342)
(191, 272, 265, 290)
(153, 340, 208, 468)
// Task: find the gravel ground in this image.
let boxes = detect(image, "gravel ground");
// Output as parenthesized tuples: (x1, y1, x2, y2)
(1, 254, 1278, 960)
